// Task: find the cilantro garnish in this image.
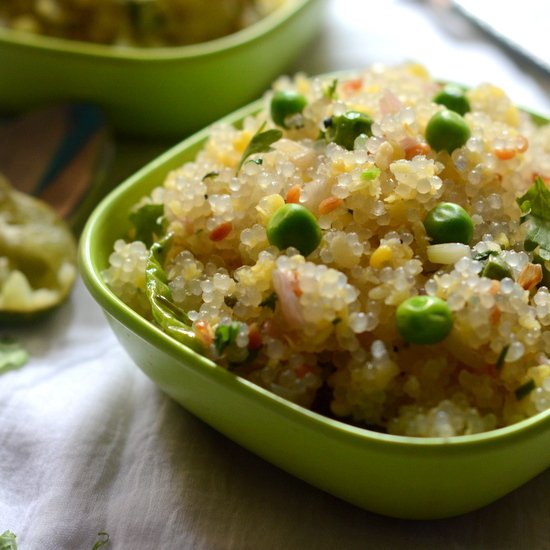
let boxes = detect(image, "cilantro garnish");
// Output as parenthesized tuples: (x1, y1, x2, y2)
(260, 292, 278, 310)
(514, 379, 536, 400)
(516, 176, 550, 252)
(91, 532, 110, 550)
(0, 338, 28, 375)
(0, 531, 17, 550)
(495, 345, 509, 370)
(202, 171, 219, 181)
(361, 166, 381, 181)
(237, 123, 282, 173)
(324, 78, 338, 100)
(129, 203, 164, 248)
(214, 322, 241, 355)
(472, 250, 498, 262)
(145, 237, 202, 352)
(247, 158, 263, 166)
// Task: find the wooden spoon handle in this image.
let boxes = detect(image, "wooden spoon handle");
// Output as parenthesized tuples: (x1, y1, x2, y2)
(0, 103, 114, 231)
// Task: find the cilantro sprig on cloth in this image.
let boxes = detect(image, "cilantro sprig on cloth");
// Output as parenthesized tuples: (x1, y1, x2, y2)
(0, 338, 28, 375)
(0, 531, 17, 550)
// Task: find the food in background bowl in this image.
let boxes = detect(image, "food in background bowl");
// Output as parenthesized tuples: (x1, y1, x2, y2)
(103, 63, 550, 438)
(0, 0, 324, 137)
(0, 0, 282, 47)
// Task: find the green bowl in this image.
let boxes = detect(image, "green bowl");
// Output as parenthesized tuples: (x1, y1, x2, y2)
(79, 99, 550, 520)
(0, 0, 324, 138)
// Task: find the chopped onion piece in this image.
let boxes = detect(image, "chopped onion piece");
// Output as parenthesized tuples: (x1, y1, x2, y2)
(427, 243, 471, 264)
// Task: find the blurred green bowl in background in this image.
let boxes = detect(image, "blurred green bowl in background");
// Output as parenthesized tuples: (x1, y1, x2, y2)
(0, 0, 325, 138)
(79, 97, 550, 520)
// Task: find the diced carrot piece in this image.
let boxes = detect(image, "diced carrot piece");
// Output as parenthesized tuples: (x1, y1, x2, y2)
(494, 148, 516, 160)
(195, 321, 213, 346)
(494, 136, 528, 160)
(295, 363, 314, 379)
(517, 263, 543, 291)
(247, 323, 262, 350)
(318, 196, 343, 215)
(403, 139, 430, 160)
(489, 306, 501, 326)
(342, 78, 362, 93)
(490, 280, 501, 295)
(286, 184, 301, 203)
(209, 221, 233, 241)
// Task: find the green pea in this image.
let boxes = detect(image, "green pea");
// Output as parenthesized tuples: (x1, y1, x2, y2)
(270, 90, 307, 128)
(266, 203, 322, 256)
(325, 111, 373, 150)
(423, 202, 473, 245)
(481, 254, 513, 281)
(425, 110, 471, 154)
(396, 295, 453, 345)
(433, 84, 470, 116)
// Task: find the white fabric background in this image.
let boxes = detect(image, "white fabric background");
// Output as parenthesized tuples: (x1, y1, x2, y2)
(1, 1, 550, 548)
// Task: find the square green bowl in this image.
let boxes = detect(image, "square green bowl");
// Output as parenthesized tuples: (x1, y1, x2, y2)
(79, 99, 550, 520)
(0, 0, 324, 138)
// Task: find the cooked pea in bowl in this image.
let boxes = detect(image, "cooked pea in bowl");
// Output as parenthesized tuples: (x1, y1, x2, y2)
(80, 63, 550, 519)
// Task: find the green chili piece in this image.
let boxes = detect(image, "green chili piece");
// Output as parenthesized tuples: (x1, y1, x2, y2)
(145, 236, 203, 352)
(481, 255, 513, 281)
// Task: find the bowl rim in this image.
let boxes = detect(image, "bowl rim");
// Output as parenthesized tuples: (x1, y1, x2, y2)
(0, 0, 316, 61)
(79, 91, 550, 454)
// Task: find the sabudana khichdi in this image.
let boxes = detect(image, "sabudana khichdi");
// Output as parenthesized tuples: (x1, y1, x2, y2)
(104, 63, 550, 437)
(0, 0, 283, 47)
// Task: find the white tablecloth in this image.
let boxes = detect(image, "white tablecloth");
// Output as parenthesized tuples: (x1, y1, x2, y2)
(2, 1, 549, 548)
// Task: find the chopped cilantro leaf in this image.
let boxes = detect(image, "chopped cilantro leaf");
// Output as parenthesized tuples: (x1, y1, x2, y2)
(214, 322, 241, 355)
(495, 345, 509, 370)
(237, 123, 282, 173)
(202, 171, 219, 181)
(0, 338, 28, 375)
(129, 204, 164, 247)
(247, 158, 263, 166)
(91, 532, 110, 550)
(514, 379, 536, 400)
(0, 531, 17, 550)
(516, 176, 550, 252)
(224, 295, 237, 308)
(361, 166, 381, 180)
(260, 292, 278, 310)
(473, 250, 498, 262)
(324, 78, 338, 99)
(538, 247, 550, 262)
